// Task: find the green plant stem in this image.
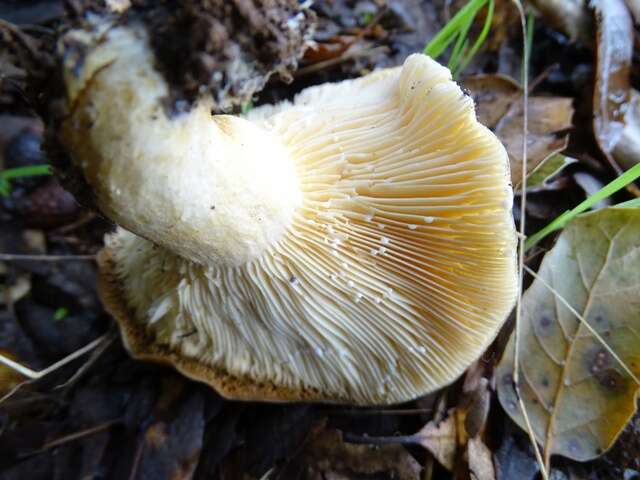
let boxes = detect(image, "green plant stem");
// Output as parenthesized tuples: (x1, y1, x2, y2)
(525, 162, 640, 250)
(448, 19, 473, 71)
(0, 165, 52, 196)
(424, 0, 488, 59)
(456, 0, 495, 76)
(521, 9, 535, 84)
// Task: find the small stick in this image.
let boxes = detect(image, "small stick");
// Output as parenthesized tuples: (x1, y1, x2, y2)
(325, 408, 432, 416)
(28, 419, 121, 455)
(0, 253, 96, 262)
(0, 334, 107, 380)
(524, 265, 639, 385)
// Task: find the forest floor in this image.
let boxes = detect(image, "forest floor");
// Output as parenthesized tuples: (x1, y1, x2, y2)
(1, 1, 640, 479)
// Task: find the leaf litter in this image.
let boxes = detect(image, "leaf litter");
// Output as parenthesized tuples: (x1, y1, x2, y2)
(498, 207, 640, 465)
(1, 1, 640, 479)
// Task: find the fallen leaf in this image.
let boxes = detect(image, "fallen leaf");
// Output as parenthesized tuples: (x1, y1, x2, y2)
(528, 0, 594, 45)
(612, 90, 640, 170)
(415, 409, 457, 470)
(496, 96, 573, 189)
(626, 0, 640, 22)
(0, 274, 30, 305)
(590, 409, 640, 477)
(464, 75, 521, 127)
(463, 378, 491, 439)
(0, 352, 24, 394)
(468, 436, 496, 480)
(497, 207, 640, 463)
(526, 154, 578, 192)
(573, 171, 612, 210)
(0, 310, 42, 393)
(463, 75, 574, 188)
(592, 0, 638, 177)
(127, 385, 205, 480)
(303, 428, 422, 480)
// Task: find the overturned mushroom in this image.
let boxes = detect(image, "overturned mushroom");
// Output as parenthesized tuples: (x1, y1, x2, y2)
(59, 23, 518, 405)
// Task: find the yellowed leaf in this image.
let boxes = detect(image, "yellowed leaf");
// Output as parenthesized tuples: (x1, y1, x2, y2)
(463, 75, 574, 189)
(497, 207, 640, 462)
(0, 358, 23, 394)
(415, 409, 457, 471)
(468, 437, 496, 480)
(304, 428, 422, 480)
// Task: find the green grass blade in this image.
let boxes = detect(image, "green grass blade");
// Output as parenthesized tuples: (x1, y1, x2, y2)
(521, 9, 535, 84)
(448, 18, 474, 71)
(456, 0, 495, 76)
(1, 165, 52, 180)
(525, 162, 640, 250)
(53, 307, 69, 321)
(424, 0, 487, 58)
(613, 198, 640, 208)
(0, 165, 52, 197)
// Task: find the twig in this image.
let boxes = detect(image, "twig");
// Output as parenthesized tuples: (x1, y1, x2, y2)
(28, 419, 121, 456)
(56, 329, 118, 390)
(295, 45, 389, 77)
(324, 408, 433, 416)
(0, 253, 96, 262)
(0, 334, 107, 380)
(524, 265, 639, 385)
(510, 2, 549, 479)
(343, 432, 419, 446)
(0, 18, 42, 60)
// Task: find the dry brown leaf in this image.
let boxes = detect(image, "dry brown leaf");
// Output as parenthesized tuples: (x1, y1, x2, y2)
(304, 428, 422, 480)
(612, 90, 640, 170)
(526, 154, 578, 192)
(626, 0, 640, 21)
(463, 379, 491, 439)
(592, 0, 639, 178)
(529, 0, 594, 45)
(464, 75, 574, 188)
(468, 436, 496, 480)
(464, 75, 521, 128)
(497, 207, 640, 464)
(0, 351, 24, 394)
(415, 409, 457, 471)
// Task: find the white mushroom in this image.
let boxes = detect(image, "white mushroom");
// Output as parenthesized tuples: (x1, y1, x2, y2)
(61, 23, 518, 405)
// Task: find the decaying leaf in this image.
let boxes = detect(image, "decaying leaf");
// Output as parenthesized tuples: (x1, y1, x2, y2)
(526, 154, 578, 192)
(0, 274, 30, 305)
(463, 378, 492, 439)
(593, 0, 639, 176)
(493, 426, 540, 480)
(573, 171, 612, 209)
(468, 436, 496, 480)
(415, 410, 457, 471)
(0, 310, 41, 394)
(529, 0, 594, 45)
(0, 352, 24, 394)
(464, 75, 574, 188)
(626, 0, 640, 22)
(497, 207, 640, 463)
(303, 428, 422, 480)
(612, 90, 640, 170)
(129, 387, 205, 480)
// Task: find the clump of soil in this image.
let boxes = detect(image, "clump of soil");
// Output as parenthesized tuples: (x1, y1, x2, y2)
(116, 0, 315, 112)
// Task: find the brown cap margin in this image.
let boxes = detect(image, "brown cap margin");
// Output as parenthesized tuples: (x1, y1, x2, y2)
(97, 246, 349, 404)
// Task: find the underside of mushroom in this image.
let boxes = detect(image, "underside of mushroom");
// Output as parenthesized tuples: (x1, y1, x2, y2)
(61, 21, 518, 405)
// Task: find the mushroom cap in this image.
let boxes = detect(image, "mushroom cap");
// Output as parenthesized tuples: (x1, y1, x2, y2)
(99, 53, 517, 405)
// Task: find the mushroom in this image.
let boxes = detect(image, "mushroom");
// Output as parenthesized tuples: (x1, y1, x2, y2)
(59, 23, 518, 405)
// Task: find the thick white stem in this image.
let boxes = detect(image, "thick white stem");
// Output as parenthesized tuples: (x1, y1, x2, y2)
(60, 24, 301, 266)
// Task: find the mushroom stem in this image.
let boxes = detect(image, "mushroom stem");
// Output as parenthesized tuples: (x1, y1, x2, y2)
(59, 24, 302, 266)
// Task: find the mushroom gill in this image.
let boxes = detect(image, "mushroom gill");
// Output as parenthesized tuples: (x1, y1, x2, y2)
(63, 23, 517, 405)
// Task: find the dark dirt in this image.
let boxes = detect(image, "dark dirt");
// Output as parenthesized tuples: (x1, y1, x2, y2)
(1, 1, 639, 479)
